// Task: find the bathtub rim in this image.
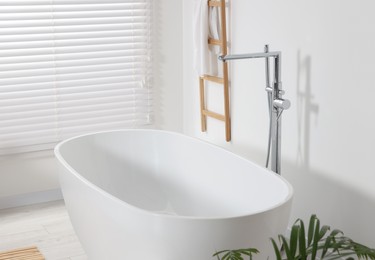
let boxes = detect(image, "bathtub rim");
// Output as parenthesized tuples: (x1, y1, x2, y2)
(54, 129, 294, 220)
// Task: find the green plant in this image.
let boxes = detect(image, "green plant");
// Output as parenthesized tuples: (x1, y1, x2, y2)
(214, 215, 375, 260)
(213, 248, 259, 260)
(272, 214, 375, 260)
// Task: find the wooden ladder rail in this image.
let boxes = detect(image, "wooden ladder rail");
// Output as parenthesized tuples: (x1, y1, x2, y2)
(199, 0, 231, 141)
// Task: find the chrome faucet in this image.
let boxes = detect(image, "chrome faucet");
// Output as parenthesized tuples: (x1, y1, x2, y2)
(219, 45, 290, 174)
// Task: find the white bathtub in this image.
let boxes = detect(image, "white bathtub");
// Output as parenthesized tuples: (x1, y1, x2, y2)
(55, 130, 293, 260)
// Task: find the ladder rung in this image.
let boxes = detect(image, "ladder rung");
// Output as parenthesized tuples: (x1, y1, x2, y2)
(0, 246, 44, 260)
(202, 110, 225, 121)
(208, 38, 223, 46)
(208, 0, 221, 7)
(202, 75, 224, 84)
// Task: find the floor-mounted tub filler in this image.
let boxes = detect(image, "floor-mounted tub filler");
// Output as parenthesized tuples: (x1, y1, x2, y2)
(55, 129, 293, 260)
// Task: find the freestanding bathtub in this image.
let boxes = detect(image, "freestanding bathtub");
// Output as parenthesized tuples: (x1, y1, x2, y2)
(55, 130, 293, 260)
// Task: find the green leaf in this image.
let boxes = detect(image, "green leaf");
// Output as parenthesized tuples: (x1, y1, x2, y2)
(289, 224, 300, 258)
(280, 235, 292, 259)
(318, 225, 330, 240)
(213, 250, 230, 256)
(308, 214, 317, 246)
(221, 251, 231, 260)
(271, 238, 282, 260)
(330, 229, 344, 238)
(213, 248, 259, 260)
(350, 241, 375, 260)
(214, 214, 375, 260)
(311, 216, 320, 260)
(321, 233, 332, 258)
(299, 219, 307, 259)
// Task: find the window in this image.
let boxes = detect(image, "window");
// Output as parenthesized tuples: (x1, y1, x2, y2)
(0, 0, 152, 155)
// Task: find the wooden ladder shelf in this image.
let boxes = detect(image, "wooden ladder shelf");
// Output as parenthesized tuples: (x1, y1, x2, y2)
(199, 0, 231, 141)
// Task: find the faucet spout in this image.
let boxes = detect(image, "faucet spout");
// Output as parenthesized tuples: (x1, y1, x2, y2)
(219, 51, 281, 61)
(218, 46, 289, 175)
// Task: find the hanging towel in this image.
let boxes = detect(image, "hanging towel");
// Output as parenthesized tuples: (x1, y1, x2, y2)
(193, 0, 221, 76)
(208, 5, 221, 55)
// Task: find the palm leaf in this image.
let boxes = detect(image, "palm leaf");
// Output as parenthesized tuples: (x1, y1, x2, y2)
(289, 224, 300, 258)
(310, 215, 320, 260)
(271, 238, 282, 260)
(213, 248, 259, 260)
(348, 241, 375, 260)
(321, 233, 333, 258)
(318, 225, 330, 240)
(307, 214, 317, 246)
(279, 235, 292, 259)
(298, 219, 307, 259)
(214, 214, 375, 260)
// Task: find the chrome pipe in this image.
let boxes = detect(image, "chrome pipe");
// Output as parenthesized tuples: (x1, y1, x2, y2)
(219, 45, 290, 175)
(272, 53, 282, 174)
(219, 51, 281, 61)
(265, 45, 272, 168)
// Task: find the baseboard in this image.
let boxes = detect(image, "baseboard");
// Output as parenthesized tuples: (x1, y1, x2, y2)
(0, 189, 63, 210)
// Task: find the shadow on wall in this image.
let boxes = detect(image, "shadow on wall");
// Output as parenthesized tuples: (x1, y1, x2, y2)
(296, 51, 319, 170)
(288, 51, 375, 246)
(283, 161, 375, 246)
(222, 142, 375, 246)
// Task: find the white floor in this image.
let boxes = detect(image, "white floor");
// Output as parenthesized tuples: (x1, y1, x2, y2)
(0, 200, 87, 260)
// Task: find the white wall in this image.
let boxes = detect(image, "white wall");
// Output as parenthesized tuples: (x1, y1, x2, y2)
(0, 0, 183, 206)
(183, 0, 375, 245)
(153, 0, 183, 132)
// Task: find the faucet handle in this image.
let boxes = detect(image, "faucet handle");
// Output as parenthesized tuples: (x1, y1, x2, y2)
(273, 98, 291, 110)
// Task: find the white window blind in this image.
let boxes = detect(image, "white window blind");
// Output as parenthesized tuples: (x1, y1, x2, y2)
(0, 0, 152, 155)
